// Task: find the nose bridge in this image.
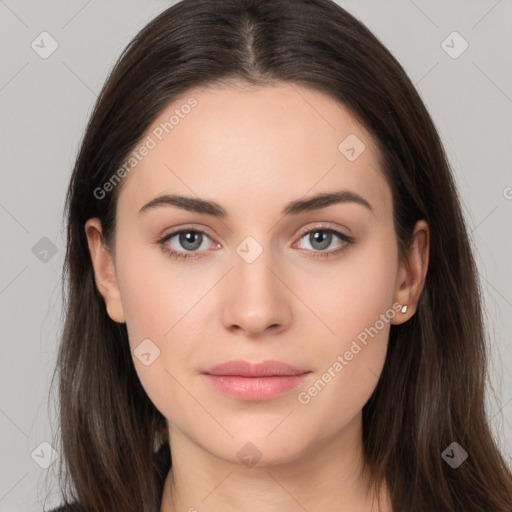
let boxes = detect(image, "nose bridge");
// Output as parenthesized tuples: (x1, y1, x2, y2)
(221, 233, 291, 334)
(233, 233, 279, 302)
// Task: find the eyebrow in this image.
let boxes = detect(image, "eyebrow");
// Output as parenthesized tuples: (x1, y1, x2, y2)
(138, 189, 374, 217)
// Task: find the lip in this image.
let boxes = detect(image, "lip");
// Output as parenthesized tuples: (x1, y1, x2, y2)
(202, 359, 312, 401)
(204, 359, 309, 377)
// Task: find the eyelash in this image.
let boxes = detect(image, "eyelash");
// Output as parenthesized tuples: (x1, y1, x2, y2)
(157, 225, 355, 261)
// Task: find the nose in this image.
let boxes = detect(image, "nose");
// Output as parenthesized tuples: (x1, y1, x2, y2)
(221, 246, 292, 337)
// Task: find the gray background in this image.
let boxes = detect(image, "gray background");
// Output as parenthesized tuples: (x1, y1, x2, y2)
(0, 1, 511, 510)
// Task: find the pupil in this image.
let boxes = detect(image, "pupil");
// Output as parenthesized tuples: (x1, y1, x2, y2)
(181, 231, 201, 251)
(311, 231, 330, 251)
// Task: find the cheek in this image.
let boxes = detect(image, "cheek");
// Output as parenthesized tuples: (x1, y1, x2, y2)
(113, 245, 208, 419)
(309, 228, 398, 345)
(115, 240, 202, 341)
(295, 233, 398, 411)
(118, 267, 194, 423)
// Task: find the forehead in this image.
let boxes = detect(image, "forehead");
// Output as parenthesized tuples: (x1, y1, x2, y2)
(116, 82, 391, 219)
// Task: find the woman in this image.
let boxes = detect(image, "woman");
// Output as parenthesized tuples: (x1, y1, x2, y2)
(47, 0, 512, 510)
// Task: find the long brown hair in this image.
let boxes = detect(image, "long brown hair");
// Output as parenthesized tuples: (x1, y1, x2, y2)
(48, 0, 512, 510)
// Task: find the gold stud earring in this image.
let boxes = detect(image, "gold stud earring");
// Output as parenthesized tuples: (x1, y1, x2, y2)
(401, 304, 408, 313)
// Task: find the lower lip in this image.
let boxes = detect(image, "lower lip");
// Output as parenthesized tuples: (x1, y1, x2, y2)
(203, 373, 311, 401)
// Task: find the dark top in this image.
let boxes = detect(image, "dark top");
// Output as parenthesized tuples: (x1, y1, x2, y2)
(46, 443, 171, 511)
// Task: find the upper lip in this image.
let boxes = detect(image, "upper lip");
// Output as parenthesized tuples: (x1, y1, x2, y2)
(203, 359, 311, 377)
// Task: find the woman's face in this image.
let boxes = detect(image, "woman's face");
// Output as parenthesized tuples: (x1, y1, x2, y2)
(88, 82, 410, 466)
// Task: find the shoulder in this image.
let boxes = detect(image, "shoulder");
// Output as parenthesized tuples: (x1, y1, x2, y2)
(46, 444, 170, 512)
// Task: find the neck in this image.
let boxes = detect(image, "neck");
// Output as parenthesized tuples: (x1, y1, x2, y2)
(160, 413, 392, 512)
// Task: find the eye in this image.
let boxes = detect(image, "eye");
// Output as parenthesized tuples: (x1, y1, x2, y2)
(294, 227, 354, 259)
(157, 225, 355, 261)
(158, 229, 218, 260)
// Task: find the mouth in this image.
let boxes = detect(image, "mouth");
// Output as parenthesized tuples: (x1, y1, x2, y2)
(202, 359, 312, 401)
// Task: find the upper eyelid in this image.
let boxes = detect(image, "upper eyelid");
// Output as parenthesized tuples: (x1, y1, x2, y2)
(160, 224, 216, 243)
(294, 222, 352, 238)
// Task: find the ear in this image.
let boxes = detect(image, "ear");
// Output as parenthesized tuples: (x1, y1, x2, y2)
(84, 218, 126, 323)
(391, 220, 430, 325)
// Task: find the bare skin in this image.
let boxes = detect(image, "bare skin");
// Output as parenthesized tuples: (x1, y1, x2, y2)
(85, 81, 429, 512)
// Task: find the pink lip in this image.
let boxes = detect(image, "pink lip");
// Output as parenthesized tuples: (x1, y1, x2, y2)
(202, 360, 311, 401)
